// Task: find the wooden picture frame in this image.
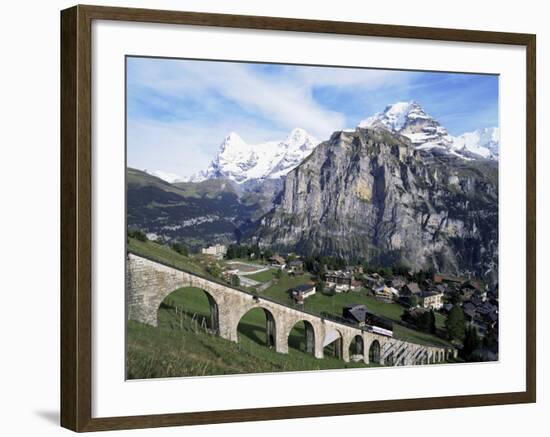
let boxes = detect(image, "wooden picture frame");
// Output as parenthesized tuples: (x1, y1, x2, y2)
(60, 4, 536, 432)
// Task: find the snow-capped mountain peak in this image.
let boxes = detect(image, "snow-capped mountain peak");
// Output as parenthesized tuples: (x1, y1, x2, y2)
(359, 101, 498, 160)
(285, 127, 317, 151)
(359, 100, 453, 151)
(189, 128, 320, 184)
(359, 101, 426, 132)
(451, 127, 499, 159)
(163, 104, 498, 185)
(219, 132, 248, 152)
(267, 129, 319, 179)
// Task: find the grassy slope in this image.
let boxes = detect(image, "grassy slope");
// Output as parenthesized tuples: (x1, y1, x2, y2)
(245, 269, 276, 283)
(262, 272, 452, 347)
(128, 238, 211, 277)
(262, 273, 315, 296)
(127, 167, 186, 196)
(127, 287, 372, 379)
(128, 167, 238, 199)
(126, 240, 451, 379)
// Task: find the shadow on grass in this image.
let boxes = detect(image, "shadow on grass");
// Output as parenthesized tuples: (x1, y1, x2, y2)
(237, 321, 267, 346)
(288, 327, 306, 352)
(159, 304, 214, 331)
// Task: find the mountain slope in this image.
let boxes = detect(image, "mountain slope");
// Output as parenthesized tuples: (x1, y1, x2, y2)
(254, 127, 498, 282)
(127, 168, 260, 248)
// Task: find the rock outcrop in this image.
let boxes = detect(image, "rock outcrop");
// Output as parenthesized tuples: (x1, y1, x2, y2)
(254, 127, 498, 283)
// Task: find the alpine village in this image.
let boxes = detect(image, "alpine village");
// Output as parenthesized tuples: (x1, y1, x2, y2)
(126, 101, 499, 379)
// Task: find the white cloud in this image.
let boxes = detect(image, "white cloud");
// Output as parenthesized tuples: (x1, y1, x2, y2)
(127, 58, 412, 175)
(128, 59, 349, 139)
(294, 66, 410, 89)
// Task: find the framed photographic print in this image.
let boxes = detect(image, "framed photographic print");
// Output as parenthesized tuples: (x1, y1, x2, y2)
(60, 4, 536, 432)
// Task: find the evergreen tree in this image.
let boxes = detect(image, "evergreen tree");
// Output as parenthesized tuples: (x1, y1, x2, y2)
(446, 306, 466, 341)
(463, 325, 480, 359)
(225, 245, 237, 260)
(417, 310, 432, 332)
(170, 242, 188, 256)
(128, 229, 147, 242)
(429, 309, 437, 334)
(230, 274, 240, 287)
(482, 325, 498, 351)
(206, 263, 221, 278)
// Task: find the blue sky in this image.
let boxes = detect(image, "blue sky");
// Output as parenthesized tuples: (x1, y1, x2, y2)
(127, 56, 499, 178)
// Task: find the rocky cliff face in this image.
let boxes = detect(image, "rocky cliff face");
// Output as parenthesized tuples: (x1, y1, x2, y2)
(254, 127, 498, 282)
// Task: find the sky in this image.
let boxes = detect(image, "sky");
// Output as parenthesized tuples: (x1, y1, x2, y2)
(127, 56, 499, 178)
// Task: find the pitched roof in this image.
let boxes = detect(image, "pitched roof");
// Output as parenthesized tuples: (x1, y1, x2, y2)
(343, 304, 368, 323)
(289, 259, 303, 266)
(405, 282, 421, 294)
(326, 270, 353, 279)
(292, 284, 315, 293)
(420, 291, 441, 298)
(269, 255, 286, 264)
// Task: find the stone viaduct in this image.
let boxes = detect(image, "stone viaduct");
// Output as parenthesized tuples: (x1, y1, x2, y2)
(127, 253, 456, 366)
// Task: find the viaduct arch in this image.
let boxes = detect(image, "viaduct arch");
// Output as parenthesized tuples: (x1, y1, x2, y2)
(127, 253, 456, 366)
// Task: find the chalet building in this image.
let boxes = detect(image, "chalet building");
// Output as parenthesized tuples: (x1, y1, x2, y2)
(364, 274, 382, 287)
(343, 304, 394, 336)
(268, 255, 286, 269)
(460, 288, 476, 302)
(288, 259, 304, 274)
(201, 243, 227, 259)
(389, 277, 406, 289)
(291, 284, 316, 303)
(418, 291, 444, 310)
(374, 285, 399, 301)
(343, 304, 368, 326)
(325, 270, 356, 292)
(401, 282, 421, 296)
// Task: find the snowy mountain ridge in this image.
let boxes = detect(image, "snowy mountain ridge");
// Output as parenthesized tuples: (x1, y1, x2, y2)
(451, 127, 499, 160)
(149, 101, 498, 184)
(188, 128, 319, 184)
(358, 101, 499, 160)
